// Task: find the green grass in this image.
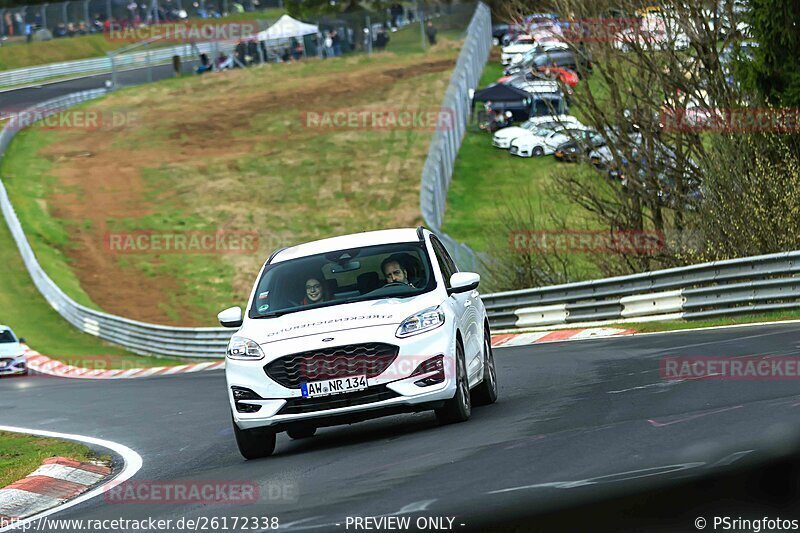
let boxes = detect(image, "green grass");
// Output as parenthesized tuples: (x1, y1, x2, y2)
(0, 431, 107, 488)
(0, 184, 209, 368)
(0, 8, 286, 71)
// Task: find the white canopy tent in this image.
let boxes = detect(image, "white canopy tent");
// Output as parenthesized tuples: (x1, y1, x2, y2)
(257, 15, 319, 42)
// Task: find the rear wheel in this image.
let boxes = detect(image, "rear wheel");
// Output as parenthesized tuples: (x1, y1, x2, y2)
(472, 328, 498, 406)
(232, 416, 276, 460)
(287, 427, 317, 439)
(435, 342, 471, 424)
(532, 146, 545, 157)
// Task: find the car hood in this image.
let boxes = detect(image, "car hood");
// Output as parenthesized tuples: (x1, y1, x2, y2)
(494, 127, 531, 140)
(240, 292, 444, 345)
(0, 343, 23, 357)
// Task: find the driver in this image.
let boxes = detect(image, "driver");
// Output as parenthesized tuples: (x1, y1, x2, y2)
(381, 256, 415, 287)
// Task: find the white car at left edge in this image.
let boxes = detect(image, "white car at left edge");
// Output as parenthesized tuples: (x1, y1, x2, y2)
(0, 325, 28, 376)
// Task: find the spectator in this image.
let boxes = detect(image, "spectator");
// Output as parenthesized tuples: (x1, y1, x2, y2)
(127, 1, 137, 23)
(323, 31, 334, 58)
(280, 47, 290, 62)
(77, 21, 88, 35)
(217, 52, 234, 69)
(67, 22, 76, 37)
(374, 27, 389, 50)
(196, 53, 212, 74)
(331, 29, 341, 56)
(4, 12, 13, 37)
(426, 21, 437, 45)
(234, 39, 247, 67)
(390, 3, 402, 29)
(25, 22, 32, 43)
(290, 37, 303, 60)
(247, 38, 260, 64)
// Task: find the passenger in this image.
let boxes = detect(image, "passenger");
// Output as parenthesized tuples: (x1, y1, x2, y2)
(381, 256, 414, 287)
(301, 277, 326, 305)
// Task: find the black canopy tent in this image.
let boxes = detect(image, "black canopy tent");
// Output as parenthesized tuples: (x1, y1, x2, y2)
(472, 83, 533, 122)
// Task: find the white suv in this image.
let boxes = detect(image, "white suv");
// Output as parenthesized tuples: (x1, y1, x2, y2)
(219, 228, 498, 459)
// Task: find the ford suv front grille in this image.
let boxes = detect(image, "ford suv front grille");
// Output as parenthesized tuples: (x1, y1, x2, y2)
(264, 343, 399, 389)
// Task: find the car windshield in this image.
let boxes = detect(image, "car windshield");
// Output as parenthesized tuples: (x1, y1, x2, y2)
(0, 330, 16, 343)
(249, 242, 435, 318)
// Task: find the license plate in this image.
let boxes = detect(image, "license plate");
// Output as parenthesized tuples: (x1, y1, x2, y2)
(301, 375, 367, 398)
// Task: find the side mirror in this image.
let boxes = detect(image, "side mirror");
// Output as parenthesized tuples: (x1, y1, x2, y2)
(448, 272, 480, 295)
(218, 306, 243, 328)
(18, 337, 26, 344)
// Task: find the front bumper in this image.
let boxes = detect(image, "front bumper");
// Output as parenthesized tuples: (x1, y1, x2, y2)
(227, 325, 457, 431)
(509, 145, 532, 157)
(492, 137, 512, 149)
(0, 357, 27, 376)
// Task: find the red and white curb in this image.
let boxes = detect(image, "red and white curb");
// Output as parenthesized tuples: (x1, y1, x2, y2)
(24, 347, 225, 380)
(491, 327, 636, 348)
(0, 457, 111, 522)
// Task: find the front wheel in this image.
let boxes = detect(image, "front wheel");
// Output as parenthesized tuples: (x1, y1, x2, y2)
(472, 328, 498, 406)
(233, 416, 276, 460)
(532, 146, 545, 157)
(435, 342, 471, 424)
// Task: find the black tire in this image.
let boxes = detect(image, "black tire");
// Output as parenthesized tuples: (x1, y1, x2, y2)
(472, 328, 498, 406)
(532, 146, 545, 157)
(287, 427, 316, 439)
(435, 341, 471, 424)
(232, 416, 276, 460)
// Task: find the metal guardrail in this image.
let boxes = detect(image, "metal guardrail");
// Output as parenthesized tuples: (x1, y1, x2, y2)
(0, 39, 238, 90)
(482, 251, 800, 330)
(418, 1, 490, 274)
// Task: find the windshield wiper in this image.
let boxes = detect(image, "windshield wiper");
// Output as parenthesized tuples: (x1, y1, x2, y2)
(253, 310, 295, 319)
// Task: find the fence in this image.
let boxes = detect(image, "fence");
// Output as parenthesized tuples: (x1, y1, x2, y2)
(418, 1, 490, 273)
(483, 251, 800, 330)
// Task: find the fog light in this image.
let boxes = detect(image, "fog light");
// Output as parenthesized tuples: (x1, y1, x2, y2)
(231, 386, 262, 413)
(411, 355, 445, 387)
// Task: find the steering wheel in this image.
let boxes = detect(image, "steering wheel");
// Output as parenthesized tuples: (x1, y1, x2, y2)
(383, 281, 408, 288)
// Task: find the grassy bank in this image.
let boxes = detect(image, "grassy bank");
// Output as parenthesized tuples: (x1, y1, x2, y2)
(0, 431, 107, 488)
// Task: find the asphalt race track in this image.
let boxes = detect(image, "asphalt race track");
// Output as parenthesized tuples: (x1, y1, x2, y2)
(4, 323, 800, 531)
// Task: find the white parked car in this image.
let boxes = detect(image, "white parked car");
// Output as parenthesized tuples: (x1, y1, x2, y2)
(492, 114, 584, 149)
(0, 326, 27, 376)
(501, 35, 537, 65)
(220, 228, 498, 459)
(509, 126, 587, 157)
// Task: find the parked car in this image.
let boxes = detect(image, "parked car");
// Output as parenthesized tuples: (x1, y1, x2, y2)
(492, 23, 510, 46)
(554, 130, 606, 162)
(509, 126, 588, 157)
(220, 228, 498, 459)
(503, 42, 569, 75)
(531, 49, 592, 77)
(0, 326, 27, 377)
(501, 35, 537, 65)
(492, 115, 584, 149)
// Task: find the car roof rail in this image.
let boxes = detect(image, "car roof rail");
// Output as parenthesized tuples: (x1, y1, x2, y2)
(416, 226, 426, 241)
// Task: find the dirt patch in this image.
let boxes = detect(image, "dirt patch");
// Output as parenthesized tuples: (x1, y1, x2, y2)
(37, 54, 456, 325)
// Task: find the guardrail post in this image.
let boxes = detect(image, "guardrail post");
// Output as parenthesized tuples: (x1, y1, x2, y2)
(146, 46, 152, 82)
(62, 2, 69, 26)
(41, 4, 48, 31)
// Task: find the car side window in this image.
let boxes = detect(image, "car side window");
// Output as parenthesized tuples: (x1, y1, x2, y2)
(430, 237, 458, 288)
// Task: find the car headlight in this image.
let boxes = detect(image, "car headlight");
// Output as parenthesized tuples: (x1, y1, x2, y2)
(227, 336, 265, 360)
(396, 306, 445, 338)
